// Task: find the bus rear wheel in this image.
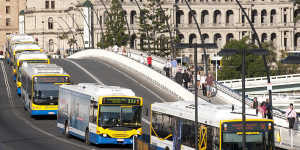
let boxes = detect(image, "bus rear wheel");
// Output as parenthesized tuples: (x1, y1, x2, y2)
(64, 122, 70, 138)
(85, 129, 90, 145)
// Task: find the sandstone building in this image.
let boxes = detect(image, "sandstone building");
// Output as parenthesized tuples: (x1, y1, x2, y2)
(23, 0, 300, 62)
(0, 0, 25, 51)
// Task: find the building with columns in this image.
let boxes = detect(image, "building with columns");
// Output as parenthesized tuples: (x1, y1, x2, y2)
(22, 0, 300, 62)
(0, 0, 26, 52)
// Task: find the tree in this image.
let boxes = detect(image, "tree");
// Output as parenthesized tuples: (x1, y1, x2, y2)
(101, 0, 128, 48)
(218, 37, 270, 80)
(138, 0, 172, 56)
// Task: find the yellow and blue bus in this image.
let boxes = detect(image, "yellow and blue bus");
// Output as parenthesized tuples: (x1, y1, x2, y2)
(15, 52, 50, 95)
(57, 83, 143, 145)
(150, 101, 275, 150)
(19, 63, 70, 116)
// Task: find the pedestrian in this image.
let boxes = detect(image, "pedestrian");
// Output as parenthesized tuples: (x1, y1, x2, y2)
(147, 54, 152, 68)
(140, 54, 145, 64)
(200, 72, 206, 96)
(164, 59, 171, 78)
(265, 98, 272, 119)
(205, 73, 214, 98)
(122, 46, 126, 56)
(113, 45, 119, 53)
(183, 70, 190, 89)
(171, 59, 177, 78)
(174, 68, 183, 85)
(286, 103, 297, 130)
(260, 101, 267, 118)
(252, 97, 259, 116)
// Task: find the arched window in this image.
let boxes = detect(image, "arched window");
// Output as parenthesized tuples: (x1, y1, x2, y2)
(179, 34, 185, 42)
(270, 9, 276, 24)
(226, 33, 234, 42)
(214, 33, 222, 48)
(189, 34, 197, 44)
(261, 9, 267, 24)
(226, 10, 234, 24)
(271, 33, 277, 48)
(202, 34, 209, 43)
(130, 10, 136, 24)
(201, 10, 209, 24)
(295, 33, 300, 48)
(48, 17, 53, 29)
(176, 10, 184, 24)
(294, 9, 300, 23)
(261, 33, 267, 43)
(251, 9, 258, 23)
(49, 39, 54, 52)
(213, 10, 221, 24)
(188, 10, 196, 24)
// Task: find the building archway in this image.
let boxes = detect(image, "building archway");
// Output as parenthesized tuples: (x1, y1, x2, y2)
(202, 34, 209, 43)
(226, 10, 234, 24)
(189, 10, 196, 24)
(49, 39, 54, 52)
(130, 10, 136, 24)
(226, 33, 234, 42)
(261, 9, 267, 24)
(201, 10, 209, 24)
(271, 33, 277, 48)
(179, 34, 185, 42)
(295, 32, 300, 48)
(213, 10, 221, 24)
(270, 9, 276, 24)
(214, 33, 222, 48)
(189, 34, 197, 44)
(261, 33, 267, 43)
(251, 9, 258, 23)
(294, 9, 300, 23)
(176, 10, 184, 24)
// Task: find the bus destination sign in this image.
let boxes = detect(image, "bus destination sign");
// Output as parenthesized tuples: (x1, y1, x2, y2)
(102, 97, 140, 105)
(223, 122, 270, 132)
(37, 76, 69, 83)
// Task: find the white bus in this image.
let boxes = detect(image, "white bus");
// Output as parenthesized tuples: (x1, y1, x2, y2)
(15, 51, 50, 95)
(19, 63, 70, 116)
(57, 83, 143, 145)
(150, 101, 275, 150)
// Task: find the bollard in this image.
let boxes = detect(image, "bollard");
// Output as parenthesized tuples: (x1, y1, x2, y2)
(291, 129, 293, 148)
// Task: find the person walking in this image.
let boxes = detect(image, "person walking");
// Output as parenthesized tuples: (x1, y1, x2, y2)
(171, 59, 177, 78)
(265, 98, 272, 119)
(174, 68, 183, 86)
(200, 72, 206, 96)
(260, 101, 267, 118)
(205, 73, 214, 98)
(139, 54, 145, 64)
(286, 103, 297, 130)
(164, 59, 171, 78)
(147, 54, 152, 68)
(182, 70, 190, 89)
(252, 97, 259, 116)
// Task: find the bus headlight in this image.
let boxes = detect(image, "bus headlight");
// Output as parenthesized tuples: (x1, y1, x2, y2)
(268, 123, 272, 130)
(103, 134, 107, 137)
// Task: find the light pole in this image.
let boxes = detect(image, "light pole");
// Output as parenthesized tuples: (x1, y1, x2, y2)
(218, 48, 268, 150)
(176, 43, 217, 150)
(42, 21, 45, 50)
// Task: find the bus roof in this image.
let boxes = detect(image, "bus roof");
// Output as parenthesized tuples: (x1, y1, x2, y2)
(10, 34, 35, 43)
(12, 43, 40, 51)
(60, 83, 135, 99)
(151, 101, 262, 127)
(21, 63, 69, 77)
(16, 52, 48, 61)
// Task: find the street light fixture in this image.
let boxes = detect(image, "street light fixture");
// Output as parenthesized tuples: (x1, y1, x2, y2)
(176, 42, 217, 150)
(218, 48, 268, 150)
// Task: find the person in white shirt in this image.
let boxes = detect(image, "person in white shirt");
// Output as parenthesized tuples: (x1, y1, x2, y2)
(113, 45, 119, 53)
(139, 54, 145, 64)
(200, 73, 207, 96)
(286, 103, 297, 130)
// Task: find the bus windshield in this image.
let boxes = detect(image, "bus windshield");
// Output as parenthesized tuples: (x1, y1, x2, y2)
(34, 83, 59, 105)
(98, 105, 141, 128)
(222, 132, 267, 150)
(15, 49, 40, 55)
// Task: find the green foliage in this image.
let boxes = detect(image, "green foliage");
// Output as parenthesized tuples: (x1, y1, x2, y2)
(101, 0, 128, 48)
(218, 38, 271, 80)
(137, 0, 172, 57)
(294, 16, 300, 23)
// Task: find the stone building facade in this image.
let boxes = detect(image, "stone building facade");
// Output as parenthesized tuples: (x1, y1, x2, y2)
(23, 0, 300, 61)
(0, 0, 25, 51)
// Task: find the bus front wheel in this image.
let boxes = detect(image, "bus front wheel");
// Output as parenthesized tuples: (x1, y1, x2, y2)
(85, 129, 90, 145)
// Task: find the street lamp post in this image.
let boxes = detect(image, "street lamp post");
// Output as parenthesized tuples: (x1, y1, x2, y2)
(176, 43, 217, 150)
(218, 48, 268, 150)
(42, 21, 45, 50)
